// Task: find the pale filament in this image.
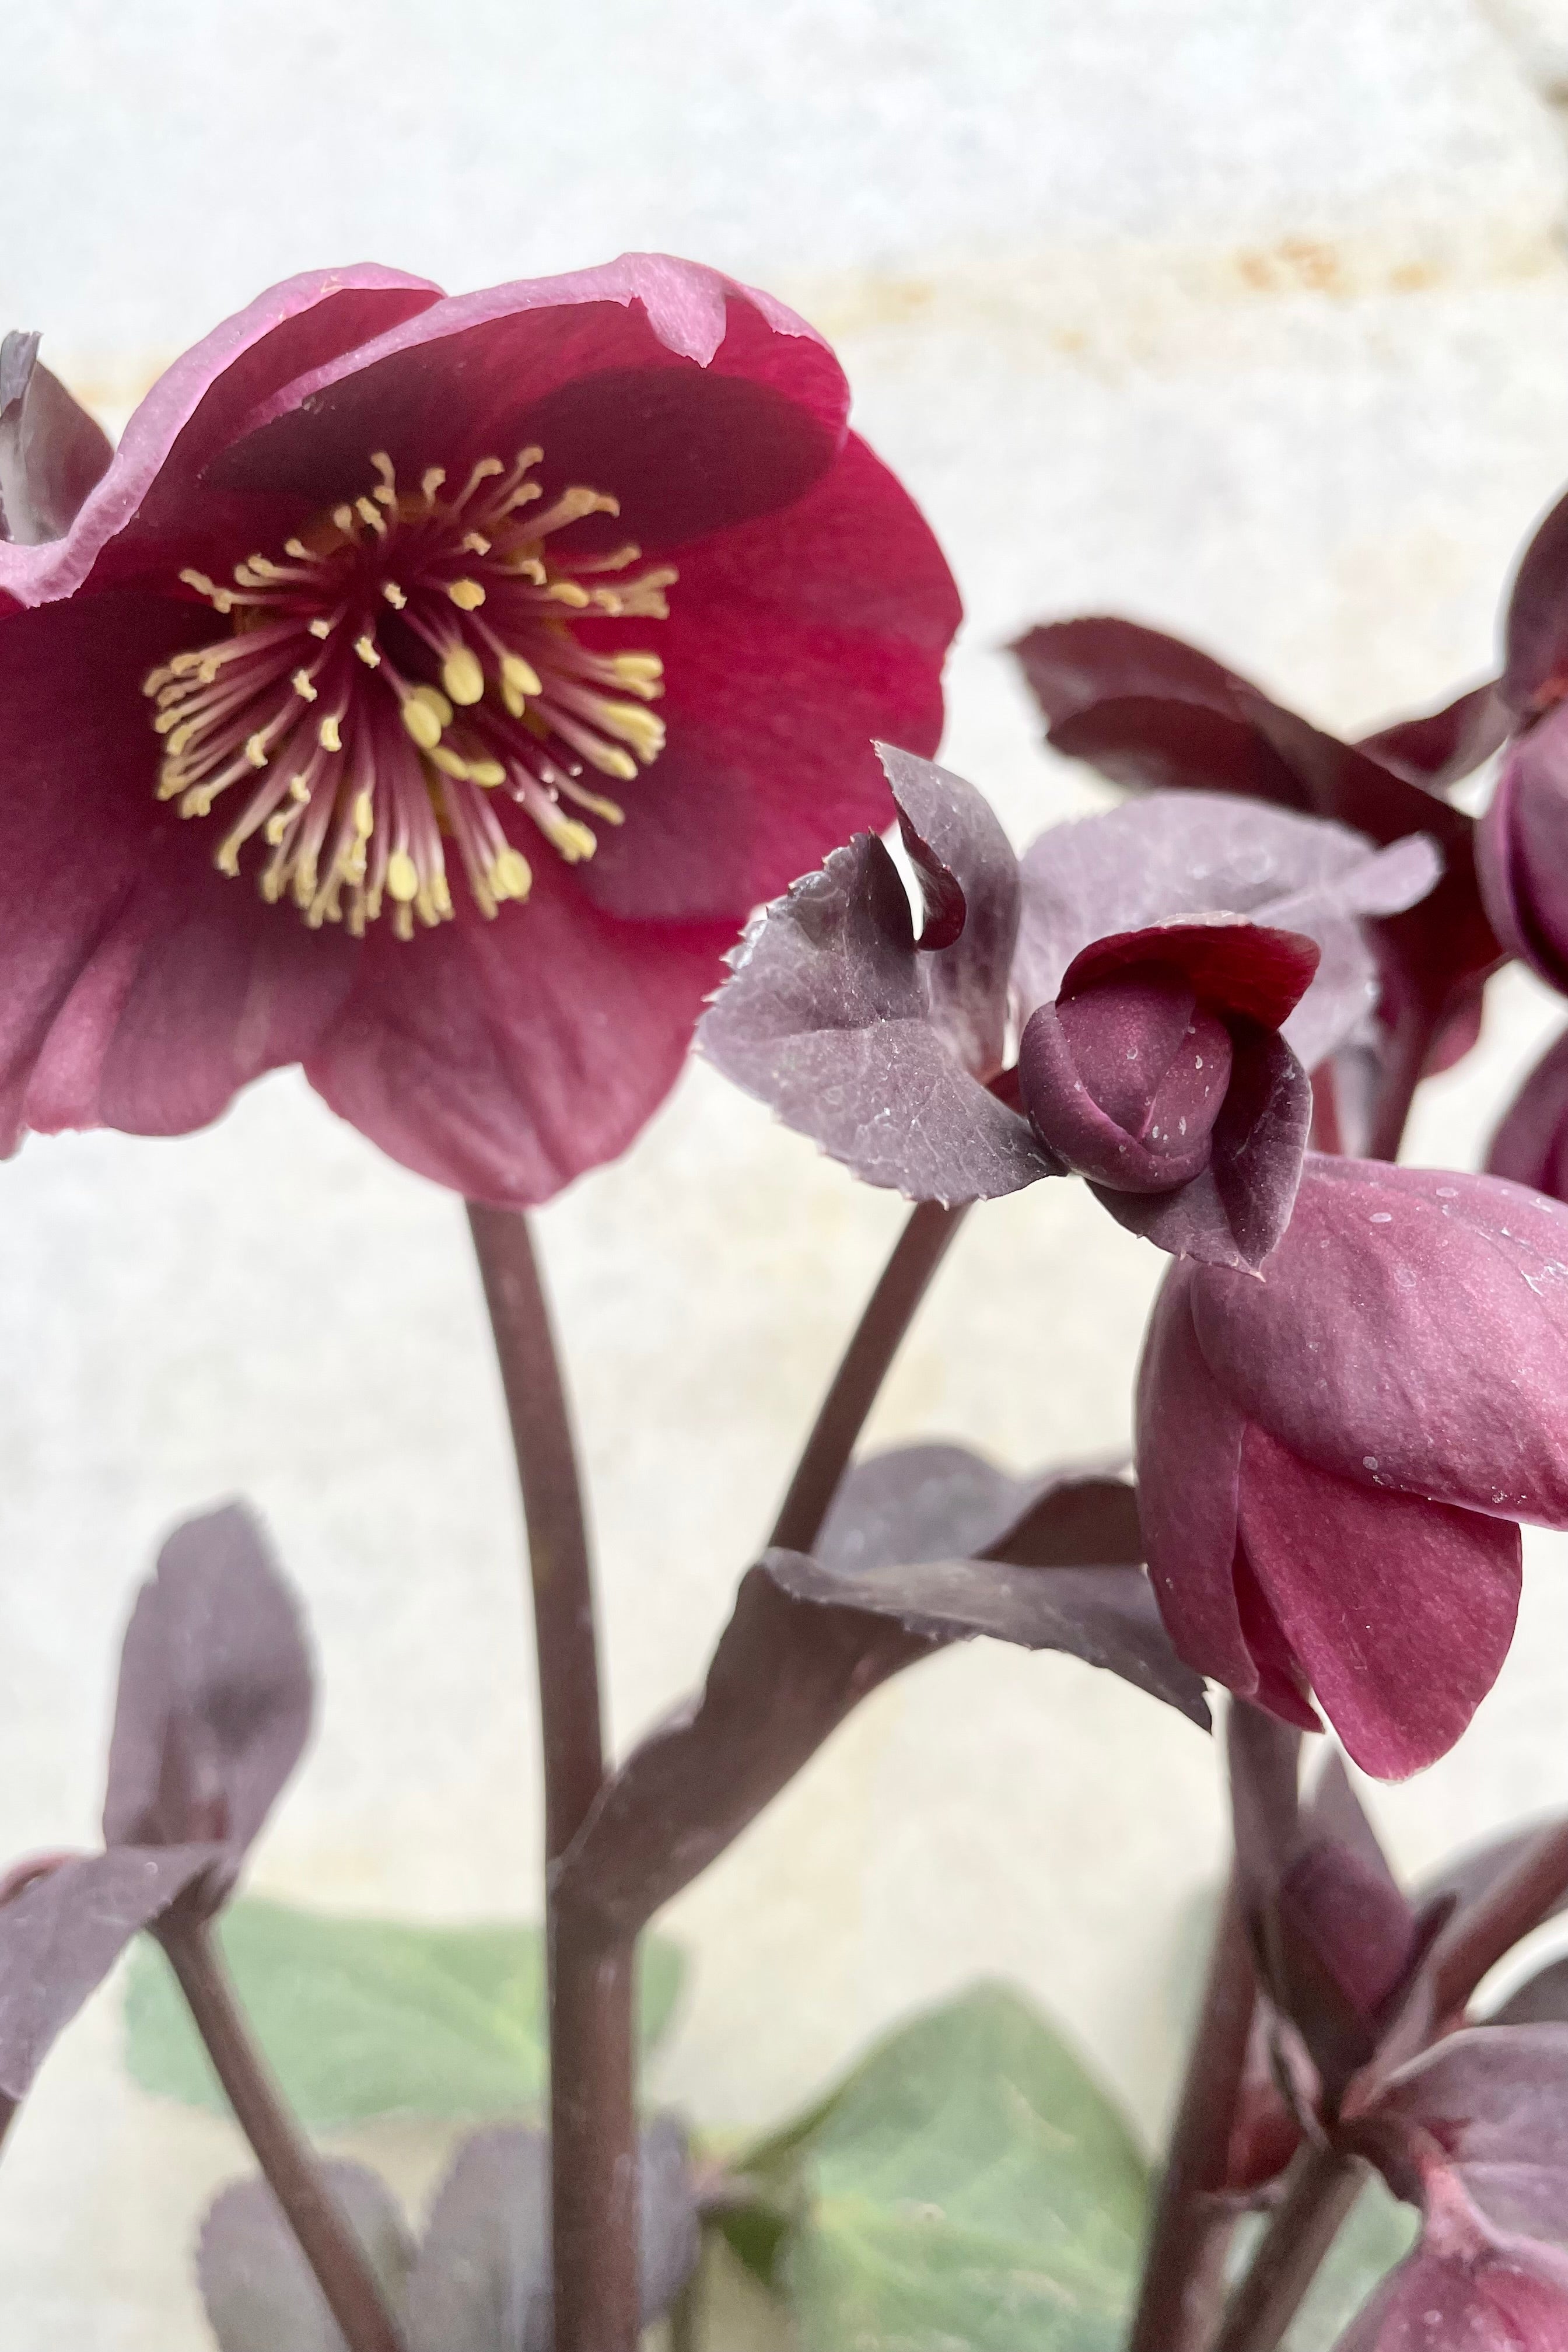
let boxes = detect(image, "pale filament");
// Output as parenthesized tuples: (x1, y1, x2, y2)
(145, 447, 675, 939)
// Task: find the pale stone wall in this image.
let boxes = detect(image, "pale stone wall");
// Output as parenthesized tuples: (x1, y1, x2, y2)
(5, 3, 1568, 2340)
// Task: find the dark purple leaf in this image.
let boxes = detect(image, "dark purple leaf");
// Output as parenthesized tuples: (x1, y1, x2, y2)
(1304, 1754, 1399, 1892)
(878, 742, 1020, 1079)
(815, 1440, 1140, 1577)
(553, 1448, 1193, 1937)
(700, 831, 1055, 1203)
(551, 1567, 931, 1937)
(0, 331, 112, 545)
(764, 1545, 1208, 1724)
(196, 2162, 412, 2352)
(1012, 794, 1437, 1075)
(1357, 680, 1509, 792)
(404, 2117, 697, 2352)
(1504, 485, 1568, 720)
(103, 1502, 313, 1865)
(0, 1844, 222, 2101)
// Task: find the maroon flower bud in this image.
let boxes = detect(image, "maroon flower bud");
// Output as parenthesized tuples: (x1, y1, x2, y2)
(1018, 917, 1319, 1270)
(1138, 1155, 1568, 1776)
(1478, 707, 1568, 996)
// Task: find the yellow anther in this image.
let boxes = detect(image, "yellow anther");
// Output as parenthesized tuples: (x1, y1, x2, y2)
(386, 850, 421, 903)
(355, 496, 387, 535)
(545, 811, 600, 862)
(493, 847, 533, 901)
(543, 580, 590, 608)
(611, 653, 664, 689)
(318, 715, 343, 752)
(442, 645, 486, 705)
(502, 653, 542, 699)
(410, 683, 453, 728)
(447, 578, 487, 612)
(285, 538, 310, 561)
(429, 745, 471, 779)
(180, 786, 214, 818)
(264, 810, 292, 846)
(401, 698, 443, 751)
(354, 634, 381, 668)
(309, 618, 332, 639)
(289, 775, 311, 802)
(382, 581, 408, 610)
(461, 532, 491, 555)
(421, 467, 446, 506)
(468, 759, 507, 788)
(529, 486, 620, 536)
(244, 732, 270, 769)
(594, 700, 666, 762)
(292, 668, 319, 701)
(354, 789, 374, 838)
(562, 783, 625, 825)
(332, 505, 355, 533)
(588, 746, 639, 782)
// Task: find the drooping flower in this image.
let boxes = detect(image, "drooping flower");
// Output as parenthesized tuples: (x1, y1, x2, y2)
(1136, 1154, 1568, 1776)
(0, 258, 960, 1202)
(1012, 615, 1506, 1121)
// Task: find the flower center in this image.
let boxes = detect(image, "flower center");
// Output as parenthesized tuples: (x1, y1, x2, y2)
(144, 449, 675, 937)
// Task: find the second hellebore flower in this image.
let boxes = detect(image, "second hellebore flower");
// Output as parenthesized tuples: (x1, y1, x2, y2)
(1138, 1153, 1568, 1777)
(0, 258, 960, 1201)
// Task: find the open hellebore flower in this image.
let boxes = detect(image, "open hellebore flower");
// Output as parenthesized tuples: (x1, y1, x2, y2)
(0, 260, 959, 1201)
(1012, 615, 1506, 1110)
(702, 748, 1434, 1268)
(1138, 1154, 1568, 1777)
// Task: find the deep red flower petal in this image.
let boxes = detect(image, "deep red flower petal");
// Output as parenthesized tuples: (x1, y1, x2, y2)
(576, 432, 961, 922)
(1191, 1157, 1568, 1528)
(0, 267, 440, 611)
(1058, 918, 1320, 1031)
(303, 865, 731, 1205)
(1237, 1426, 1521, 1779)
(207, 255, 849, 550)
(0, 591, 353, 1145)
(1135, 1263, 1255, 1692)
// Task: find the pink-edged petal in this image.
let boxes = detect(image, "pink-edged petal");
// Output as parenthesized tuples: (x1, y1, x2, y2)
(0, 267, 440, 611)
(0, 590, 352, 1146)
(304, 859, 730, 1205)
(1237, 1425, 1521, 1779)
(1489, 1028, 1568, 1200)
(579, 431, 961, 922)
(209, 256, 849, 549)
(1134, 1261, 1255, 1692)
(1191, 1156, 1568, 1527)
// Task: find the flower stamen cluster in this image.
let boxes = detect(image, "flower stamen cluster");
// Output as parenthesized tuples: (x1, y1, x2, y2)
(144, 446, 675, 938)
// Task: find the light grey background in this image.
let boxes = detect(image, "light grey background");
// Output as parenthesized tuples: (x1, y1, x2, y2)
(5, 2, 1568, 2342)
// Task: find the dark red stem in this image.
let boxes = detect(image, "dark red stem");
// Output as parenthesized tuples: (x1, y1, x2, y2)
(467, 1203, 638, 2352)
(769, 1200, 969, 1554)
(1127, 1874, 1256, 2352)
(158, 1913, 405, 2352)
(1212, 2147, 1364, 2352)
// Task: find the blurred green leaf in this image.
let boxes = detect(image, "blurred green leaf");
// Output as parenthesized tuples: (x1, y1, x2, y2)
(723, 1981, 1147, 2351)
(1280, 2174, 1418, 2351)
(124, 1897, 684, 2129)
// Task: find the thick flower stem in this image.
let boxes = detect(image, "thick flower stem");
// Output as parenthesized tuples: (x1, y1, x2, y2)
(466, 1204, 638, 2352)
(1126, 1875, 1256, 2352)
(158, 1913, 406, 2352)
(769, 1200, 970, 1554)
(1212, 2147, 1364, 2352)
